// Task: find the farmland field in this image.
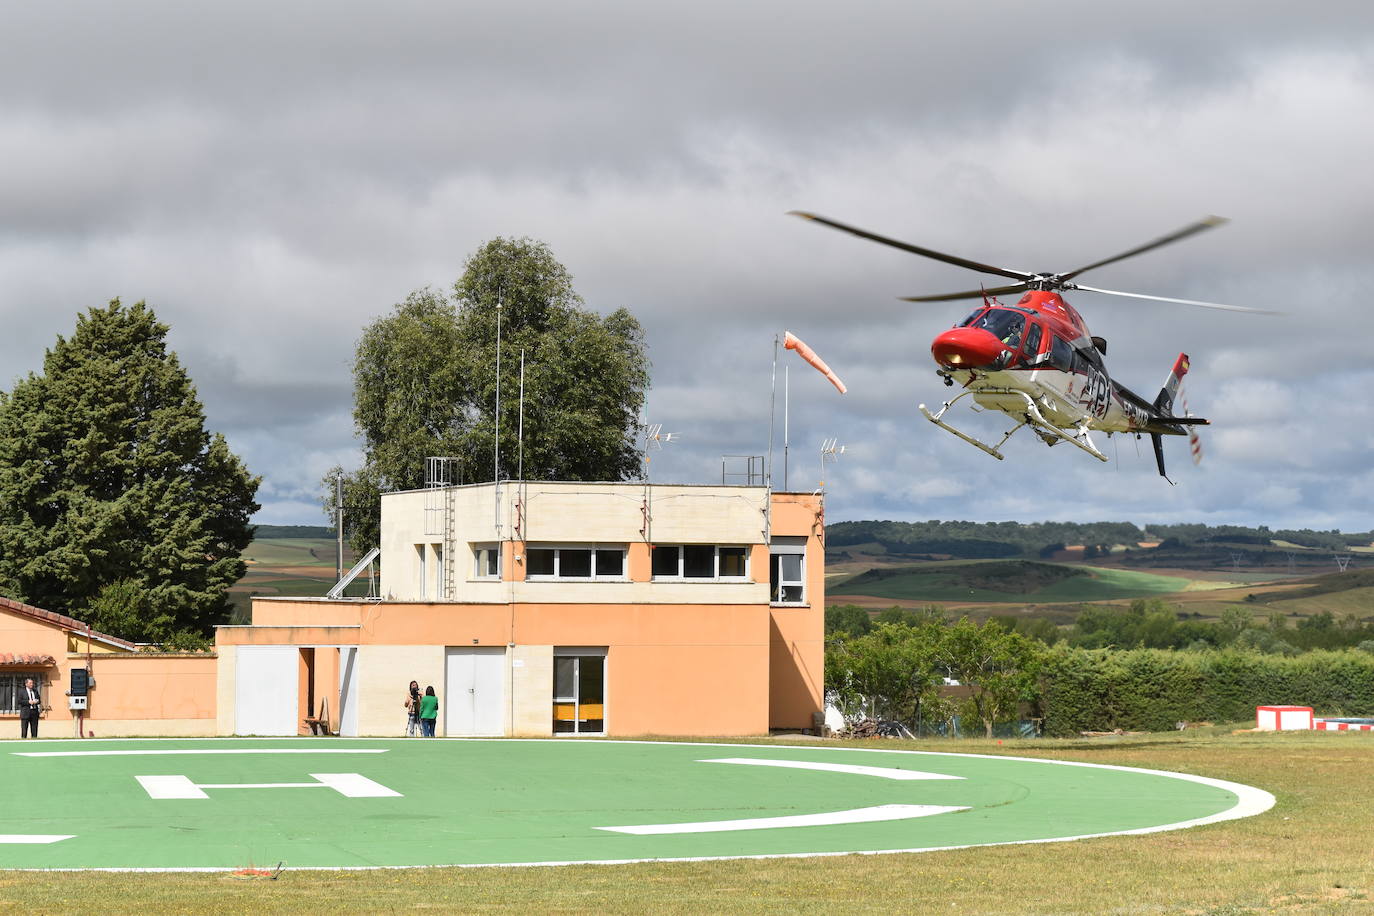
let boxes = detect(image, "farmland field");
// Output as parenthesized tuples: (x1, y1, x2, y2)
(227, 537, 368, 620)
(830, 561, 1192, 604)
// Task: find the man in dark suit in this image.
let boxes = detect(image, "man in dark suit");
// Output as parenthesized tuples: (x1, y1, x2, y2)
(19, 677, 41, 738)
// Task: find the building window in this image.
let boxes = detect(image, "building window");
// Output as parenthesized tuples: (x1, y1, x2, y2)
(473, 544, 500, 580)
(0, 674, 44, 714)
(525, 545, 626, 580)
(433, 544, 445, 599)
(770, 537, 806, 605)
(553, 648, 606, 734)
(651, 545, 751, 580)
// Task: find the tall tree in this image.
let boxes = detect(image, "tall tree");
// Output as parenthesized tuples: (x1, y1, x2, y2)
(332, 238, 650, 549)
(0, 300, 260, 643)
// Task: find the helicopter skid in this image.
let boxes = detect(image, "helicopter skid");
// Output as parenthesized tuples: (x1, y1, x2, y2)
(919, 388, 1109, 463)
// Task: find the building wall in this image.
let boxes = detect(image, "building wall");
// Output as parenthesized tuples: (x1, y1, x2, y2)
(509, 644, 553, 736)
(76, 654, 217, 737)
(207, 487, 825, 738)
(381, 482, 771, 603)
(2, 603, 217, 737)
(355, 644, 446, 737)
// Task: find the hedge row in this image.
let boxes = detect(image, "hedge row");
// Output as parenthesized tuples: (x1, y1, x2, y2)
(1040, 648, 1374, 736)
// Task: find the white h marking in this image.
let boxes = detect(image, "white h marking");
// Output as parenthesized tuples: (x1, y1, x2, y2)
(135, 772, 401, 799)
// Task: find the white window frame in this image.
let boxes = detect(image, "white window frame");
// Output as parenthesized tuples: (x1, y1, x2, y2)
(524, 544, 627, 581)
(650, 544, 752, 581)
(769, 538, 806, 606)
(472, 543, 501, 581)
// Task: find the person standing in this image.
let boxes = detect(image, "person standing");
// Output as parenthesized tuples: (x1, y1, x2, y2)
(405, 680, 422, 736)
(18, 677, 41, 739)
(419, 685, 439, 737)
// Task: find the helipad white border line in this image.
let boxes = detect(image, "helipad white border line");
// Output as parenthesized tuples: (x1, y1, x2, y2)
(1, 737, 1276, 872)
(599, 803, 969, 834)
(0, 835, 73, 844)
(701, 757, 964, 780)
(14, 749, 388, 757)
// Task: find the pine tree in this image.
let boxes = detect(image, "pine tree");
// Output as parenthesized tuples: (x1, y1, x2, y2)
(0, 300, 260, 642)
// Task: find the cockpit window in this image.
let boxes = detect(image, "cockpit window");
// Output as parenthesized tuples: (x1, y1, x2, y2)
(958, 307, 987, 328)
(965, 308, 1025, 349)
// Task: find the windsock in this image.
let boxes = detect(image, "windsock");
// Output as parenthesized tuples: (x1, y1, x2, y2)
(783, 331, 847, 394)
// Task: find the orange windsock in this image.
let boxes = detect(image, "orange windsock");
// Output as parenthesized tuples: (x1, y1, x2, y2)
(784, 331, 847, 394)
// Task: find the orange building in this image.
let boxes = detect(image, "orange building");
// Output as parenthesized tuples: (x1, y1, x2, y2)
(217, 482, 825, 738)
(1, 596, 217, 738)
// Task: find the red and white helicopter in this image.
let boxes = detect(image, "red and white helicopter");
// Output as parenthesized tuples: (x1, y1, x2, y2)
(792, 211, 1271, 480)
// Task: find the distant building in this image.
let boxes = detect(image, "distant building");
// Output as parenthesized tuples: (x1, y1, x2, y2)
(215, 481, 825, 737)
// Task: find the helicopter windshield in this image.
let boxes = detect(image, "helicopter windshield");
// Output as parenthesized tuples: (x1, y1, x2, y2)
(962, 308, 1025, 350)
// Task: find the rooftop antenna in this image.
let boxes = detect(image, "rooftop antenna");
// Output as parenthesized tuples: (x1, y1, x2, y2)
(641, 423, 677, 541)
(334, 472, 345, 583)
(819, 437, 846, 491)
(643, 423, 678, 481)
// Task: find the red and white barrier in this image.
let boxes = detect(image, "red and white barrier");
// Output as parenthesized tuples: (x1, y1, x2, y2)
(1314, 719, 1374, 732)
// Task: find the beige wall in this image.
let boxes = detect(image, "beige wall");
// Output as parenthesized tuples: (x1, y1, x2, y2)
(381, 482, 772, 602)
(509, 644, 553, 737)
(355, 645, 445, 737)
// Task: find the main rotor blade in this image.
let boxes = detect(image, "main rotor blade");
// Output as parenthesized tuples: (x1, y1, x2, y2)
(1059, 216, 1228, 282)
(790, 211, 1032, 283)
(1069, 283, 1278, 314)
(900, 283, 1030, 303)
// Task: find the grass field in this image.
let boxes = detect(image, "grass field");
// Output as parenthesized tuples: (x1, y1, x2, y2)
(1, 729, 1370, 913)
(831, 562, 1191, 605)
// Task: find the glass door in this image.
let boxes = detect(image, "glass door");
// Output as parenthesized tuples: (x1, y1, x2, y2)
(553, 653, 605, 734)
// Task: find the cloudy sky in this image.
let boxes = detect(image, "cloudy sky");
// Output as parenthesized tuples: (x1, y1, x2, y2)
(3, 2, 1371, 533)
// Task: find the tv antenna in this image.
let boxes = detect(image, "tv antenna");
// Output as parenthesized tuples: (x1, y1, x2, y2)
(819, 437, 846, 490)
(644, 423, 678, 468)
(641, 423, 678, 541)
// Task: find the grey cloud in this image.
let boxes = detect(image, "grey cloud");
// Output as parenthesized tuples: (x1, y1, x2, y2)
(2, 2, 1372, 533)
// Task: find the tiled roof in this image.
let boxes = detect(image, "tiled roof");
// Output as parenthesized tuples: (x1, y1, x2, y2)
(0, 595, 138, 650)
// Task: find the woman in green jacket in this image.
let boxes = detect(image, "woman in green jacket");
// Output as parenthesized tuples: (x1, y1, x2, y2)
(419, 685, 439, 737)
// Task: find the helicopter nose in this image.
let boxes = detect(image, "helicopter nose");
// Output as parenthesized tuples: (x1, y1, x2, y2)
(930, 327, 1008, 369)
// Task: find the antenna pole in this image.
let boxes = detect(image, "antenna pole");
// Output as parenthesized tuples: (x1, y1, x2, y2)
(494, 293, 503, 536)
(783, 365, 790, 491)
(517, 348, 526, 482)
(335, 472, 344, 582)
(767, 335, 777, 489)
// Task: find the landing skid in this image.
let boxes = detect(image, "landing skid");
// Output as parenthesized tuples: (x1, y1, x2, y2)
(918, 389, 1109, 463)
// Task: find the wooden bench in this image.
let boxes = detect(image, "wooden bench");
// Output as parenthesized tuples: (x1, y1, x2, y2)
(303, 697, 332, 735)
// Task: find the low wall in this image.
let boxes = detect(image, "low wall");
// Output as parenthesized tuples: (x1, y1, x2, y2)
(79, 653, 217, 737)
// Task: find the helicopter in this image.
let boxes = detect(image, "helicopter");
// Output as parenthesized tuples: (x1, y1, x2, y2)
(791, 211, 1271, 480)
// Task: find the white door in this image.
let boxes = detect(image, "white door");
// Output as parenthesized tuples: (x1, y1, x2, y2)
(338, 647, 359, 737)
(445, 647, 506, 736)
(235, 646, 299, 736)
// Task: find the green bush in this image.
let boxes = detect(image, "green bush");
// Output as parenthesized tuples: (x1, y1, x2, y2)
(1041, 647, 1374, 735)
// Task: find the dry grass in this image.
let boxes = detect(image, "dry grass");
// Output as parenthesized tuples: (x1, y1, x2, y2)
(3, 730, 1372, 914)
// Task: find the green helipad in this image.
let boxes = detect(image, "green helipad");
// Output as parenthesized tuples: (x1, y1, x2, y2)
(0, 738, 1274, 871)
